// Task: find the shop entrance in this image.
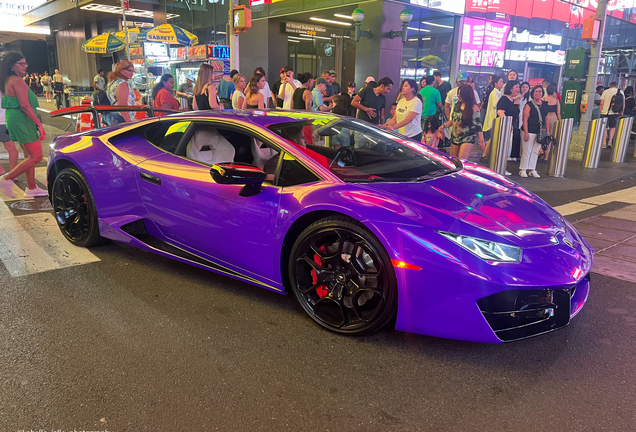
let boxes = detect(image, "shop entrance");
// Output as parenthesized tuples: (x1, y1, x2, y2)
(525, 63, 562, 85)
(287, 35, 344, 80)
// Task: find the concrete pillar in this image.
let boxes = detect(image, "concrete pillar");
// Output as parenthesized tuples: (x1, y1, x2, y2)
(239, 18, 287, 83)
(353, 1, 404, 117)
(153, 0, 167, 26)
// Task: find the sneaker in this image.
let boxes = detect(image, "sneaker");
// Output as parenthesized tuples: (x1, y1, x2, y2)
(519, 170, 528, 178)
(24, 186, 48, 197)
(505, 171, 512, 176)
(479, 156, 489, 163)
(0, 177, 16, 198)
(529, 170, 541, 178)
(507, 157, 517, 162)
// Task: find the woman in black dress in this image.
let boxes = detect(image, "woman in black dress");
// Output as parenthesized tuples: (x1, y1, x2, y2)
(291, 73, 314, 111)
(497, 80, 520, 172)
(192, 64, 220, 111)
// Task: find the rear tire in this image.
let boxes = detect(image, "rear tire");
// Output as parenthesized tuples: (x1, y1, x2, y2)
(52, 167, 104, 247)
(289, 216, 398, 336)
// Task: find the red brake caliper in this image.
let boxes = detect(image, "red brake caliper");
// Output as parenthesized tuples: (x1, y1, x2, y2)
(311, 245, 329, 298)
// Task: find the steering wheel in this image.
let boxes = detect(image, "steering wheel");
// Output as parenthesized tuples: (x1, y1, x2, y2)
(329, 147, 353, 169)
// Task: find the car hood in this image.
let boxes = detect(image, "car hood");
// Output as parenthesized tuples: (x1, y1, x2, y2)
(356, 164, 566, 248)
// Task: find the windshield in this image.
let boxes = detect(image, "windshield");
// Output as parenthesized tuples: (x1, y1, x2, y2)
(268, 117, 459, 182)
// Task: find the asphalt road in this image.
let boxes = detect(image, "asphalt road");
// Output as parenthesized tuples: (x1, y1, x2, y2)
(1, 240, 635, 432)
(1, 119, 636, 431)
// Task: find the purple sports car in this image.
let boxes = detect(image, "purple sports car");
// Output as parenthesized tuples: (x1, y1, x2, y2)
(47, 109, 592, 343)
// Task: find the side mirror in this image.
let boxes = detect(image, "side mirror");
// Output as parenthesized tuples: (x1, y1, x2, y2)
(210, 163, 267, 197)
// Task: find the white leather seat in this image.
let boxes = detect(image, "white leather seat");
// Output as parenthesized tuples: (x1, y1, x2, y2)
(251, 139, 278, 170)
(186, 128, 235, 166)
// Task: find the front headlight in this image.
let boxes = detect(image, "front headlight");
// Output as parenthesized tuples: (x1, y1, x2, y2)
(437, 231, 522, 263)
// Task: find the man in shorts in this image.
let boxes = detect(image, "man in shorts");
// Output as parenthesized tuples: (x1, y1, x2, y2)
(599, 81, 623, 148)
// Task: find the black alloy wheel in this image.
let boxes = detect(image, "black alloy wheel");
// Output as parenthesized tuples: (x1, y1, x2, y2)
(52, 167, 103, 247)
(289, 216, 398, 335)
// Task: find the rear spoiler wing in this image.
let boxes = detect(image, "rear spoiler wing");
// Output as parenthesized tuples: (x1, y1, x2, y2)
(50, 105, 181, 129)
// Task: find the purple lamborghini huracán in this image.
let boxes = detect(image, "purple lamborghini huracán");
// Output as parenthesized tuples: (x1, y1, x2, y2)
(47, 108, 592, 343)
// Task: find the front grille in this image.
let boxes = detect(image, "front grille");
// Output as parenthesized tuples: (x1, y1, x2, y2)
(477, 288, 572, 342)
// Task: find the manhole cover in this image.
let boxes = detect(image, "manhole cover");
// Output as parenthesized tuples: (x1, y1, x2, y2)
(10, 199, 53, 211)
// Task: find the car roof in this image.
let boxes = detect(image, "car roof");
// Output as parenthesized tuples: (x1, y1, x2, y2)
(158, 109, 342, 128)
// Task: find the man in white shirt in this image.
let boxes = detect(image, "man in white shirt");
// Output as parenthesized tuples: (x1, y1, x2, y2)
(93, 69, 105, 91)
(278, 67, 302, 110)
(599, 81, 624, 148)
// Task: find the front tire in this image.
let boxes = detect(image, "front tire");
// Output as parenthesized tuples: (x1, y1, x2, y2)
(52, 167, 103, 247)
(289, 216, 398, 335)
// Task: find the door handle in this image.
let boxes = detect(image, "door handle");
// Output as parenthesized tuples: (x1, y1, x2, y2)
(140, 172, 161, 186)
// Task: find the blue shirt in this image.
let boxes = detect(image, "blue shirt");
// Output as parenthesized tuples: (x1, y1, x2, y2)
(218, 79, 235, 100)
(311, 88, 324, 111)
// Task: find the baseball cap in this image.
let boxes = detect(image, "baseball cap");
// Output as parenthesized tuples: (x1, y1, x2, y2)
(365, 76, 375, 83)
(315, 77, 328, 85)
(328, 70, 337, 76)
(186, 74, 195, 81)
(348, 82, 356, 87)
(456, 70, 468, 82)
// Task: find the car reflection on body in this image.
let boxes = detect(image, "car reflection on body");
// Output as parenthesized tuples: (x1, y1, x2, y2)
(46, 109, 593, 343)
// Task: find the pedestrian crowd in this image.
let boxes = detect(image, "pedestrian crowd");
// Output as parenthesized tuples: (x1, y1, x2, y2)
(4, 49, 636, 199)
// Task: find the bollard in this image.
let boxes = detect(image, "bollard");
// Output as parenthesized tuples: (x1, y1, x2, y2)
(611, 116, 634, 163)
(548, 118, 574, 177)
(488, 116, 513, 175)
(581, 117, 607, 168)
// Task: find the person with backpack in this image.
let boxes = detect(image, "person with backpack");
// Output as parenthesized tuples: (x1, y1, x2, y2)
(599, 81, 624, 148)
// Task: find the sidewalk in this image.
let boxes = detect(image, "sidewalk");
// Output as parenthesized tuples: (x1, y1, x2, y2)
(4, 95, 636, 195)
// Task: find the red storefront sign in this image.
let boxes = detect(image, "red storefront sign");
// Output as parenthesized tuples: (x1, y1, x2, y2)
(188, 45, 207, 60)
(464, 0, 631, 25)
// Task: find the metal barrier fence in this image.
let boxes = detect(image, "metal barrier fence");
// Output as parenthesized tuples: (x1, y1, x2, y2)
(581, 117, 607, 169)
(488, 116, 513, 176)
(547, 118, 574, 177)
(611, 116, 634, 163)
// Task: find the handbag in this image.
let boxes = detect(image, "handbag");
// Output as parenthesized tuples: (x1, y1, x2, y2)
(530, 100, 549, 150)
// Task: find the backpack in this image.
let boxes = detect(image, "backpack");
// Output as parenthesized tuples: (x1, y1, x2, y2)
(96, 90, 110, 106)
(610, 90, 624, 114)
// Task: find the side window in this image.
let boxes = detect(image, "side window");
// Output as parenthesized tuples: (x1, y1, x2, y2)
(109, 120, 191, 154)
(146, 121, 191, 154)
(277, 153, 320, 187)
(185, 124, 281, 173)
(185, 126, 238, 166)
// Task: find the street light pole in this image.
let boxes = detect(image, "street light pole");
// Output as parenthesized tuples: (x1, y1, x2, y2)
(121, 0, 131, 61)
(580, 0, 608, 134)
(228, 0, 239, 72)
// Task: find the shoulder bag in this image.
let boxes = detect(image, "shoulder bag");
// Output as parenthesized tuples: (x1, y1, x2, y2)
(530, 101, 549, 150)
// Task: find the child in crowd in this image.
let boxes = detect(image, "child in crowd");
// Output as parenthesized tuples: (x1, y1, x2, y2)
(421, 116, 440, 148)
(385, 103, 397, 127)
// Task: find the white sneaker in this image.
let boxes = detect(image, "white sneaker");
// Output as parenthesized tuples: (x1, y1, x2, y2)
(507, 157, 517, 162)
(529, 170, 541, 178)
(25, 186, 48, 197)
(505, 171, 512, 176)
(519, 170, 528, 178)
(0, 177, 15, 198)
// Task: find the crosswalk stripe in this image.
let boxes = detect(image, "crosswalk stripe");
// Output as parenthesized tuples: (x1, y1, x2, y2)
(0, 201, 100, 277)
(553, 186, 636, 216)
(35, 166, 48, 188)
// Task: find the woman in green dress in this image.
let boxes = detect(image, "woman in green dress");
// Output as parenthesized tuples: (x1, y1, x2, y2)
(0, 52, 47, 198)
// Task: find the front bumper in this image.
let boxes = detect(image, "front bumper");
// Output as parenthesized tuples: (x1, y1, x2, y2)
(370, 222, 593, 343)
(477, 273, 590, 342)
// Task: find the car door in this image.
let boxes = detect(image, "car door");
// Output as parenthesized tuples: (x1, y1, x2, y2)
(135, 120, 282, 280)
